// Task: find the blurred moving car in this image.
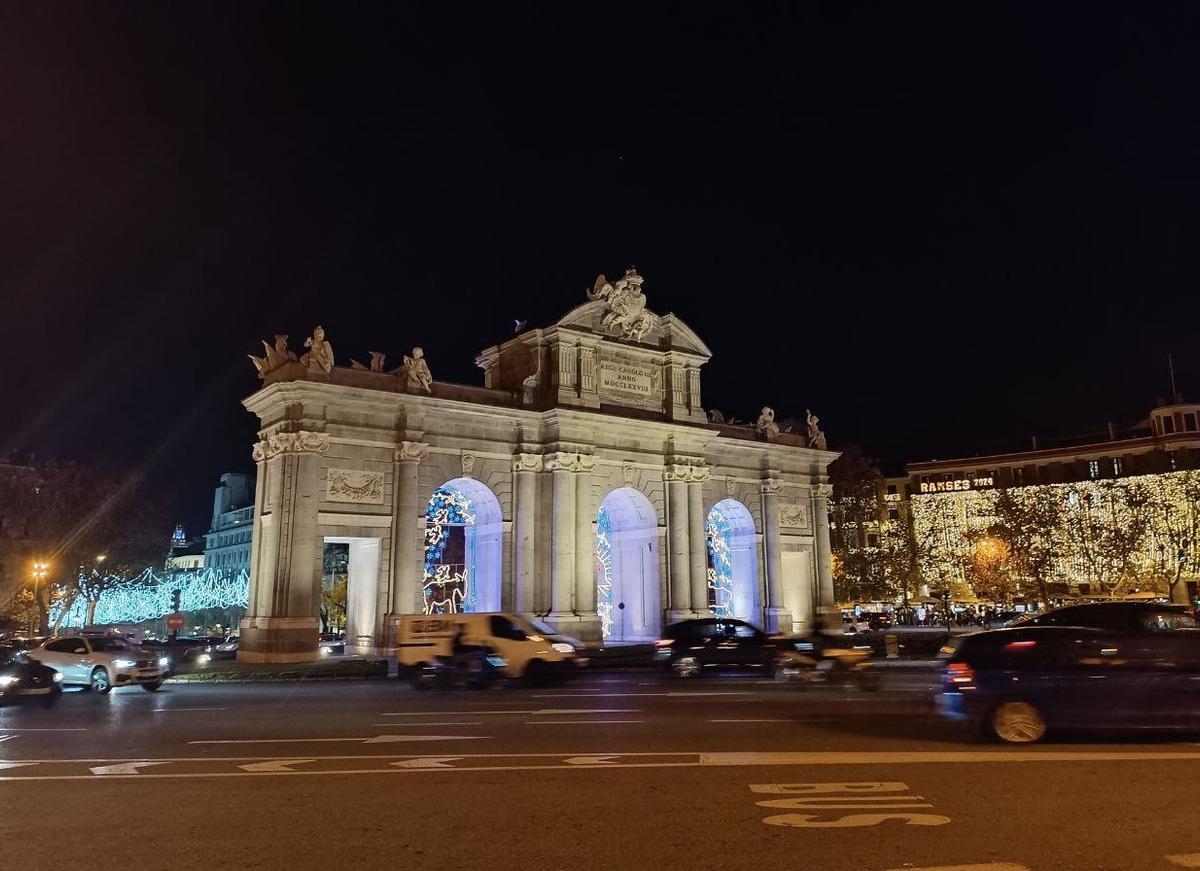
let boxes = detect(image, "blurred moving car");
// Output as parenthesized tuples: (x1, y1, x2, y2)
(318, 633, 345, 656)
(1013, 601, 1197, 633)
(0, 645, 63, 706)
(28, 633, 168, 694)
(207, 636, 239, 660)
(937, 624, 1200, 743)
(655, 618, 778, 677)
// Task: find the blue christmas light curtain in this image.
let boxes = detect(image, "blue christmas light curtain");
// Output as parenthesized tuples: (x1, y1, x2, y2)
(422, 485, 477, 614)
(595, 505, 615, 639)
(51, 567, 250, 627)
(705, 507, 735, 617)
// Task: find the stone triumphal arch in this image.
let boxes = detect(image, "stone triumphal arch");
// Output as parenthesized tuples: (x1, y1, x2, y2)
(239, 268, 838, 661)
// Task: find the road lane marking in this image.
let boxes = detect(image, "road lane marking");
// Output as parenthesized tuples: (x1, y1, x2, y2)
(531, 692, 752, 698)
(1167, 856, 1200, 868)
(533, 708, 640, 715)
(391, 757, 463, 769)
(371, 722, 483, 727)
(151, 707, 228, 712)
(0, 735, 16, 744)
(238, 759, 315, 772)
(0, 728, 88, 731)
(90, 762, 166, 776)
(0, 761, 35, 770)
(886, 866, 1032, 871)
(189, 735, 488, 745)
(381, 711, 535, 716)
(564, 755, 619, 765)
(711, 719, 789, 723)
(527, 720, 644, 724)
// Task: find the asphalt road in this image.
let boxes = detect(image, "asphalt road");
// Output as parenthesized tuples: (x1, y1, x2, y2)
(2, 669, 1199, 871)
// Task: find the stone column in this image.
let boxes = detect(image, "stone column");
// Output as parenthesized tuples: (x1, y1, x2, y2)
(574, 455, 598, 633)
(760, 475, 792, 633)
(239, 430, 328, 664)
(688, 466, 710, 616)
(813, 483, 836, 621)
(665, 464, 692, 621)
(512, 453, 542, 614)
(546, 452, 578, 619)
(388, 442, 428, 632)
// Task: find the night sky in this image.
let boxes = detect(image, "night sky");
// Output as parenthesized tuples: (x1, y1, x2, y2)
(4, 3, 1200, 535)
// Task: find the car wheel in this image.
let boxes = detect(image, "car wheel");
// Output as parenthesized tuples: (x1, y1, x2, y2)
(990, 701, 1046, 744)
(142, 681, 163, 692)
(89, 667, 112, 694)
(523, 659, 550, 686)
(673, 655, 701, 678)
(408, 663, 430, 690)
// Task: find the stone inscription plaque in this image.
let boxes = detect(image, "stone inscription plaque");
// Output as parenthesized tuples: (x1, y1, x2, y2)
(599, 360, 657, 400)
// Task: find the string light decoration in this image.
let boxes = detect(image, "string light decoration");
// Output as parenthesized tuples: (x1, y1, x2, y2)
(51, 567, 250, 627)
(422, 485, 476, 614)
(595, 505, 615, 639)
(705, 506, 735, 617)
(909, 469, 1200, 599)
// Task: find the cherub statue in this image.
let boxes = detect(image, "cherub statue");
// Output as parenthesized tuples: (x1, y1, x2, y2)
(756, 406, 780, 439)
(301, 325, 334, 374)
(400, 346, 433, 393)
(248, 334, 298, 377)
(806, 409, 827, 451)
(351, 351, 387, 372)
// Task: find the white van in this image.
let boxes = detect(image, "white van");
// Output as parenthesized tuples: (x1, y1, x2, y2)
(396, 612, 584, 683)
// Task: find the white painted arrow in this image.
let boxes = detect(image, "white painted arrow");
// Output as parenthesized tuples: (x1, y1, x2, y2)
(238, 759, 316, 773)
(89, 761, 166, 776)
(191, 735, 486, 745)
(391, 756, 463, 769)
(564, 755, 619, 766)
(0, 735, 17, 744)
(0, 761, 36, 771)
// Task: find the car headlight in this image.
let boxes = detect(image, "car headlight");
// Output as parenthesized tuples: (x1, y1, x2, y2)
(196, 653, 211, 665)
(551, 642, 574, 655)
(52, 672, 63, 683)
(319, 645, 331, 656)
(113, 659, 136, 668)
(0, 675, 18, 687)
(158, 657, 170, 667)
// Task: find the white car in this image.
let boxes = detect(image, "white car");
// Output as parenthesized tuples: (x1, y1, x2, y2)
(29, 634, 169, 693)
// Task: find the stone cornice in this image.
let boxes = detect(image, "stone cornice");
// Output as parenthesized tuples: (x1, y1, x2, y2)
(252, 430, 328, 462)
(395, 441, 430, 463)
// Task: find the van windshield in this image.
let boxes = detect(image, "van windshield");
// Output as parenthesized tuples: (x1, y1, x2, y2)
(529, 619, 557, 637)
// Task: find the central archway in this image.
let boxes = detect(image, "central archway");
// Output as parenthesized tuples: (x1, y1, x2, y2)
(422, 477, 502, 614)
(595, 487, 661, 643)
(706, 499, 760, 623)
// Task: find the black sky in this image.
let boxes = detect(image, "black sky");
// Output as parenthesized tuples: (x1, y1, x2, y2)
(3, 3, 1200, 534)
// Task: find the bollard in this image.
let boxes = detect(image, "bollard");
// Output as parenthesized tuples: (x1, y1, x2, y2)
(884, 633, 899, 659)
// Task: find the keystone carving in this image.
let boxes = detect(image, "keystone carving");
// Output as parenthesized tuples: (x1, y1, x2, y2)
(461, 452, 476, 477)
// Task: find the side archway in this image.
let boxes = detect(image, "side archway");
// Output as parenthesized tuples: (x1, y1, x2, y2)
(423, 477, 502, 614)
(595, 487, 661, 642)
(706, 499, 760, 623)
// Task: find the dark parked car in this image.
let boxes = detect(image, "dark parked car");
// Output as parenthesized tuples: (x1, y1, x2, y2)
(655, 618, 778, 677)
(1014, 601, 1197, 634)
(937, 625, 1200, 743)
(0, 644, 63, 706)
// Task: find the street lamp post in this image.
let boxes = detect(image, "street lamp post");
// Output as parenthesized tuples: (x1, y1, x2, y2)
(31, 561, 49, 635)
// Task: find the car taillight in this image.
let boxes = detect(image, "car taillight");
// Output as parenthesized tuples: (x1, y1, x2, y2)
(654, 639, 673, 648)
(946, 661, 975, 687)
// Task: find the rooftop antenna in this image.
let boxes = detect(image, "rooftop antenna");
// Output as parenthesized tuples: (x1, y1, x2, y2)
(1169, 353, 1179, 401)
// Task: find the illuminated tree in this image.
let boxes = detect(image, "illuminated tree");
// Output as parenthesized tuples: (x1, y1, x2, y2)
(990, 486, 1063, 603)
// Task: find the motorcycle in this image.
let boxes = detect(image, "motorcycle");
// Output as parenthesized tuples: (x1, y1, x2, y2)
(409, 649, 507, 691)
(774, 638, 879, 691)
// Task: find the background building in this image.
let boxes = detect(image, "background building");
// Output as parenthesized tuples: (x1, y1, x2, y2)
(204, 473, 255, 575)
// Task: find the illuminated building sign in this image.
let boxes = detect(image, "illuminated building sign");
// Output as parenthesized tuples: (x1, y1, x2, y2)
(920, 476, 994, 494)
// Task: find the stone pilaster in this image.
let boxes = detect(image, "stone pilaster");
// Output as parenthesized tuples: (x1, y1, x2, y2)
(545, 451, 578, 619)
(240, 430, 328, 663)
(687, 466, 710, 617)
(387, 442, 428, 634)
(813, 482, 836, 625)
(760, 475, 792, 634)
(512, 452, 542, 614)
(664, 463, 693, 621)
(573, 454, 598, 633)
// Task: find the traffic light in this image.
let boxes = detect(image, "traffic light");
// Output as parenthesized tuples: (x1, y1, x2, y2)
(171, 588, 181, 612)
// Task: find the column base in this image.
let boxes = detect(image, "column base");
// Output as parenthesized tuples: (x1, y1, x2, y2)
(666, 609, 694, 625)
(543, 613, 602, 643)
(762, 607, 794, 635)
(238, 616, 319, 664)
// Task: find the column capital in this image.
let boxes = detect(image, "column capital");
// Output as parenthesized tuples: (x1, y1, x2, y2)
(664, 462, 709, 483)
(395, 441, 430, 463)
(814, 483, 833, 499)
(760, 476, 784, 495)
(544, 451, 596, 473)
(252, 430, 328, 462)
(513, 452, 544, 473)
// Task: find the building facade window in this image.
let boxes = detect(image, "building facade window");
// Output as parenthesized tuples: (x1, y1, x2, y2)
(1112, 457, 1122, 476)
(1185, 412, 1197, 432)
(1088, 460, 1100, 479)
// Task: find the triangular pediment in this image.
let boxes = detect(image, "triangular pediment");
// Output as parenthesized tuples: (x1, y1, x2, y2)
(556, 300, 712, 359)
